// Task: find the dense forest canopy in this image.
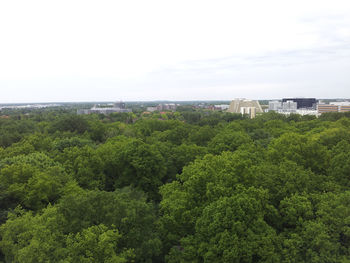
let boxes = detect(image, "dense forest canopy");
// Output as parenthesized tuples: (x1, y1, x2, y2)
(1, 107, 350, 262)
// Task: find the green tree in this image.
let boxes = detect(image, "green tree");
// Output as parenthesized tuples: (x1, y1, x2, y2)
(208, 130, 252, 154)
(165, 186, 279, 262)
(0, 153, 72, 212)
(64, 224, 134, 263)
(188, 125, 218, 146)
(328, 140, 350, 188)
(50, 114, 90, 134)
(55, 146, 105, 190)
(98, 137, 166, 199)
(267, 132, 330, 174)
(0, 188, 161, 263)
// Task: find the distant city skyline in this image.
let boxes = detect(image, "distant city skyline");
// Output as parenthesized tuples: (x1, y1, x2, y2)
(2, 98, 350, 106)
(0, 0, 349, 103)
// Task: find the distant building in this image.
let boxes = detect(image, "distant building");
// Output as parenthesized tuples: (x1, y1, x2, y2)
(330, 101, 350, 106)
(340, 105, 350, 112)
(157, 103, 177, 111)
(317, 104, 339, 114)
(268, 101, 282, 111)
(317, 101, 350, 114)
(211, 104, 230, 111)
(281, 100, 297, 112)
(146, 107, 157, 112)
(114, 101, 126, 109)
(282, 98, 317, 109)
(77, 102, 131, 115)
(227, 99, 263, 118)
(240, 107, 257, 118)
(296, 109, 318, 116)
(269, 99, 318, 115)
(269, 100, 297, 113)
(77, 109, 91, 115)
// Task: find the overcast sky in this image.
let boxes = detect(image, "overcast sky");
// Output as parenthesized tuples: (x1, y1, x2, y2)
(0, 0, 349, 103)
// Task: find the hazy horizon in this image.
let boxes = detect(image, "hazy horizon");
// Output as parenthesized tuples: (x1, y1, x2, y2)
(2, 98, 350, 106)
(1, 0, 349, 103)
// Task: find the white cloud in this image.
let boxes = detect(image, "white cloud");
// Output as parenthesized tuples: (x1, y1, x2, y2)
(0, 0, 349, 102)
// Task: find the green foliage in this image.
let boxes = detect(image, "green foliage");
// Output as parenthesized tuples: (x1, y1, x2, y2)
(135, 119, 174, 133)
(267, 132, 329, 174)
(279, 194, 314, 229)
(98, 137, 166, 199)
(208, 130, 252, 154)
(0, 188, 160, 263)
(159, 150, 265, 257)
(64, 224, 134, 263)
(1, 107, 350, 262)
(317, 127, 350, 149)
(49, 114, 90, 134)
(0, 152, 57, 170)
(328, 140, 350, 187)
(87, 119, 108, 142)
(0, 206, 66, 263)
(57, 188, 161, 262)
(55, 146, 105, 190)
(172, 144, 208, 175)
(0, 153, 72, 212)
(187, 125, 218, 146)
(184, 188, 278, 263)
(53, 136, 93, 152)
(161, 164, 279, 262)
(0, 118, 37, 147)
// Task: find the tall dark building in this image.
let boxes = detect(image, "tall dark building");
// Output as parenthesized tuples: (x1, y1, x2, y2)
(282, 98, 317, 109)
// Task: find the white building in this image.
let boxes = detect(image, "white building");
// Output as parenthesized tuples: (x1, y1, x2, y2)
(240, 107, 257, 118)
(269, 99, 318, 116)
(329, 101, 350, 106)
(268, 101, 282, 111)
(77, 102, 131, 115)
(227, 99, 263, 119)
(214, 104, 230, 110)
(146, 107, 157, 112)
(281, 100, 297, 112)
